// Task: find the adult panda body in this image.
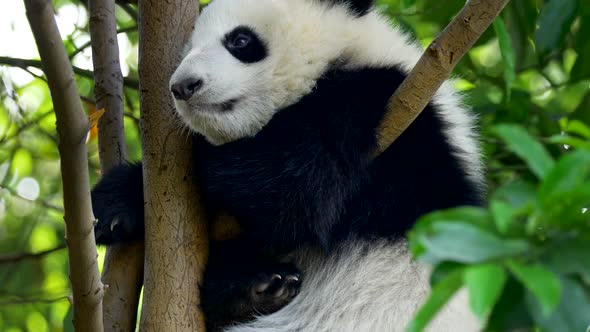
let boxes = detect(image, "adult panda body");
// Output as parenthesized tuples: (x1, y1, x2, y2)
(91, 0, 484, 330)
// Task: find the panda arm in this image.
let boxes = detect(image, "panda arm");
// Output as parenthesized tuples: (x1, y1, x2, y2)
(197, 132, 365, 252)
(196, 68, 403, 252)
(91, 162, 145, 245)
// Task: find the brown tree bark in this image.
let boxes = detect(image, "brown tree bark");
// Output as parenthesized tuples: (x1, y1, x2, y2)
(373, 0, 511, 157)
(87, 0, 145, 331)
(88, 0, 126, 172)
(23, 0, 105, 330)
(137, 0, 209, 330)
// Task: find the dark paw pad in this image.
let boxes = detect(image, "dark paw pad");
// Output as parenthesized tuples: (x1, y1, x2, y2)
(250, 272, 302, 313)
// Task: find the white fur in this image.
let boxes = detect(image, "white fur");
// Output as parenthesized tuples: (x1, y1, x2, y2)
(226, 239, 479, 332)
(170, 0, 484, 330)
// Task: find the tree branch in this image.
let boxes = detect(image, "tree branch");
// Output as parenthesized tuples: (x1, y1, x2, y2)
(0, 244, 66, 264)
(373, 0, 511, 156)
(116, 0, 137, 21)
(87, 0, 144, 329)
(0, 56, 139, 89)
(88, 0, 127, 173)
(0, 295, 70, 306)
(23, 0, 105, 330)
(138, 0, 208, 330)
(69, 25, 137, 59)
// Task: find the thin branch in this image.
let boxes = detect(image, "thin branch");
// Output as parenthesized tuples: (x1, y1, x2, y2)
(0, 56, 139, 89)
(0, 109, 54, 144)
(0, 295, 70, 306)
(69, 25, 137, 59)
(373, 0, 511, 156)
(23, 0, 105, 330)
(0, 185, 65, 213)
(0, 244, 66, 264)
(88, 0, 127, 172)
(87, 0, 144, 330)
(116, 0, 137, 21)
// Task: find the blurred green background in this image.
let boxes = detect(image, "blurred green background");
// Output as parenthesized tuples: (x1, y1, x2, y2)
(0, 0, 588, 331)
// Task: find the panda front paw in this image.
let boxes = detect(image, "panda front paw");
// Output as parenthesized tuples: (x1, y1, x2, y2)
(250, 269, 302, 313)
(90, 162, 145, 245)
(94, 212, 143, 245)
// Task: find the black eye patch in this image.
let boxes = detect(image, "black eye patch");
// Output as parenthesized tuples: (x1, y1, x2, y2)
(223, 26, 268, 63)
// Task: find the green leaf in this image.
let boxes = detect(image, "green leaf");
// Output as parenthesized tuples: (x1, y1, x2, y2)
(506, 0, 538, 70)
(528, 277, 590, 332)
(490, 200, 517, 235)
(566, 119, 590, 139)
(534, 0, 578, 58)
(538, 150, 590, 202)
(400, 0, 416, 10)
(10, 148, 33, 177)
(409, 207, 493, 261)
(486, 277, 534, 331)
(544, 236, 590, 283)
(547, 135, 590, 150)
(411, 207, 493, 232)
(430, 261, 464, 285)
(493, 17, 516, 99)
(571, 16, 590, 81)
(533, 186, 590, 228)
(492, 124, 555, 179)
(413, 222, 530, 264)
(507, 261, 562, 317)
(63, 304, 74, 332)
(406, 268, 463, 332)
(464, 264, 507, 320)
(492, 180, 536, 212)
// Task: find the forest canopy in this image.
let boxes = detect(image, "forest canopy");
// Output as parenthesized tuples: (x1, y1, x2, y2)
(0, 0, 589, 331)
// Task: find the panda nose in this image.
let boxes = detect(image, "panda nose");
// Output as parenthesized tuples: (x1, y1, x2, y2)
(170, 78, 203, 100)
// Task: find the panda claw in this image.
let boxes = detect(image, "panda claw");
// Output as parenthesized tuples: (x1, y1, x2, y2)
(251, 270, 302, 310)
(110, 217, 121, 232)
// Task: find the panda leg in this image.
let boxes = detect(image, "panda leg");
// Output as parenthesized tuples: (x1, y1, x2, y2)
(91, 162, 145, 245)
(202, 238, 302, 331)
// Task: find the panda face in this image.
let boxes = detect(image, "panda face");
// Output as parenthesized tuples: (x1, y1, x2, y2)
(169, 0, 288, 145)
(169, 0, 415, 145)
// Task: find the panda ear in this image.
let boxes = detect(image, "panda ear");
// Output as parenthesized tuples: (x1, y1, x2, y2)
(333, 0, 374, 16)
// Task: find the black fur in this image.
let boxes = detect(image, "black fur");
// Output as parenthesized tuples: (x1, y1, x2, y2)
(91, 65, 483, 328)
(325, 0, 374, 16)
(92, 162, 144, 244)
(195, 66, 483, 254)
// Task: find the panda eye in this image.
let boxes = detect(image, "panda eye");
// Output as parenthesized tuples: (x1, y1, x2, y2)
(230, 34, 251, 49)
(223, 26, 267, 64)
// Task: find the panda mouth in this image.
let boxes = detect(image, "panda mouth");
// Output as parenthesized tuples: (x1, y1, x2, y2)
(189, 98, 240, 113)
(218, 98, 240, 112)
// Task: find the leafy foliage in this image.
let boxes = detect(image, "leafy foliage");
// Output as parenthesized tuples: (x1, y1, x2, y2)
(408, 131, 590, 330)
(403, 0, 590, 329)
(0, 0, 588, 331)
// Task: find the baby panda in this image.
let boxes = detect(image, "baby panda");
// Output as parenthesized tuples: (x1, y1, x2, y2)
(91, 0, 485, 330)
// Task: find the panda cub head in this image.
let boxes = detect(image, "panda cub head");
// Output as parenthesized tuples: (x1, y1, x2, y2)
(169, 0, 422, 145)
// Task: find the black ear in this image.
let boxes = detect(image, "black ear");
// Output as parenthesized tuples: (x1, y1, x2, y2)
(328, 0, 374, 16)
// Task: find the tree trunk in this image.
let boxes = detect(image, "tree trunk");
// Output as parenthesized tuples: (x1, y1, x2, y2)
(137, 0, 208, 330)
(24, 0, 104, 330)
(87, 0, 144, 330)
